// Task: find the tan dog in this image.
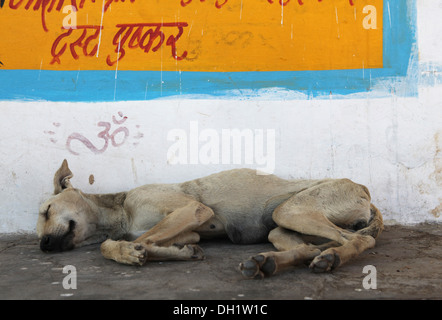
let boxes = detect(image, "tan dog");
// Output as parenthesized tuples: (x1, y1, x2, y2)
(37, 160, 383, 279)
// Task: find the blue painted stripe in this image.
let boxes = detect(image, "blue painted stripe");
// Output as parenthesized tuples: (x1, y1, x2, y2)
(0, 0, 417, 101)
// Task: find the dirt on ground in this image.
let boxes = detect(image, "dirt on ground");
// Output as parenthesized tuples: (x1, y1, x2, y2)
(0, 223, 441, 300)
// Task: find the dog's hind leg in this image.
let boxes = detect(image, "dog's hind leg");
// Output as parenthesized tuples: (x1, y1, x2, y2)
(240, 180, 381, 278)
(239, 227, 336, 279)
(271, 181, 377, 274)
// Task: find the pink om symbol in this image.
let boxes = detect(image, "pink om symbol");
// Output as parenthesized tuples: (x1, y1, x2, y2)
(66, 112, 129, 155)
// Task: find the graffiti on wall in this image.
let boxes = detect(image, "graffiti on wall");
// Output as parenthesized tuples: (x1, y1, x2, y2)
(0, 0, 416, 100)
(44, 111, 144, 155)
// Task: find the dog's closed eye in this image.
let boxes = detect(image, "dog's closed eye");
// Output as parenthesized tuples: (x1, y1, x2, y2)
(42, 205, 50, 220)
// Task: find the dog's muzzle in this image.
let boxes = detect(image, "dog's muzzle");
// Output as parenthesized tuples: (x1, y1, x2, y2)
(40, 235, 58, 252)
(40, 220, 76, 252)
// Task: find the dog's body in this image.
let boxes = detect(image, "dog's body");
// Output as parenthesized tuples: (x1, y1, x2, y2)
(37, 160, 383, 278)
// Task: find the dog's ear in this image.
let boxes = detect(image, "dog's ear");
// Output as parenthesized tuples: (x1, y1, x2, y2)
(53, 159, 74, 194)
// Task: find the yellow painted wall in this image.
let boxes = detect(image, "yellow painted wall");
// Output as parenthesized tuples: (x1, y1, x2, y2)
(0, 0, 382, 71)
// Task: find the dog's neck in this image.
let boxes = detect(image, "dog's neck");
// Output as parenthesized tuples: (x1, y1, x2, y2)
(81, 191, 130, 240)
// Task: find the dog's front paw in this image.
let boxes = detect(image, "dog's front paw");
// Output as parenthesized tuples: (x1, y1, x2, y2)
(239, 254, 276, 279)
(101, 240, 148, 266)
(119, 242, 149, 266)
(174, 244, 205, 260)
(188, 244, 205, 260)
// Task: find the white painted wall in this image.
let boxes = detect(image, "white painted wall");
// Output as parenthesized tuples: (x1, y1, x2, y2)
(0, 1, 441, 233)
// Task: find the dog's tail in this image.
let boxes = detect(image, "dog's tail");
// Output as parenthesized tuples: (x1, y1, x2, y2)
(357, 204, 384, 239)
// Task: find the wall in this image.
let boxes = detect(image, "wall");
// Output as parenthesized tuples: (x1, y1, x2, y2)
(0, 0, 441, 233)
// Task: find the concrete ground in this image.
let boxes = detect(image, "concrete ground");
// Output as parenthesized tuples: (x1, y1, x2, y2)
(0, 223, 441, 300)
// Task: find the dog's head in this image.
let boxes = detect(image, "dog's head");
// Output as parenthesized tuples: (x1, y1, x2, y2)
(37, 160, 99, 252)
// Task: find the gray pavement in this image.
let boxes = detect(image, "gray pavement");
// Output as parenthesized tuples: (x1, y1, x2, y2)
(0, 224, 441, 300)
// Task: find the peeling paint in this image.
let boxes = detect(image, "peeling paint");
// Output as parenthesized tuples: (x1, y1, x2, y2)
(431, 201, 442, 218)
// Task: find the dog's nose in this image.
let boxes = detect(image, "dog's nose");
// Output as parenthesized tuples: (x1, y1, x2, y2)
(40, 235, 55, 252)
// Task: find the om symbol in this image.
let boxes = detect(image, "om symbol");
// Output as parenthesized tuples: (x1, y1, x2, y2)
(66, 112, 129, 155)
